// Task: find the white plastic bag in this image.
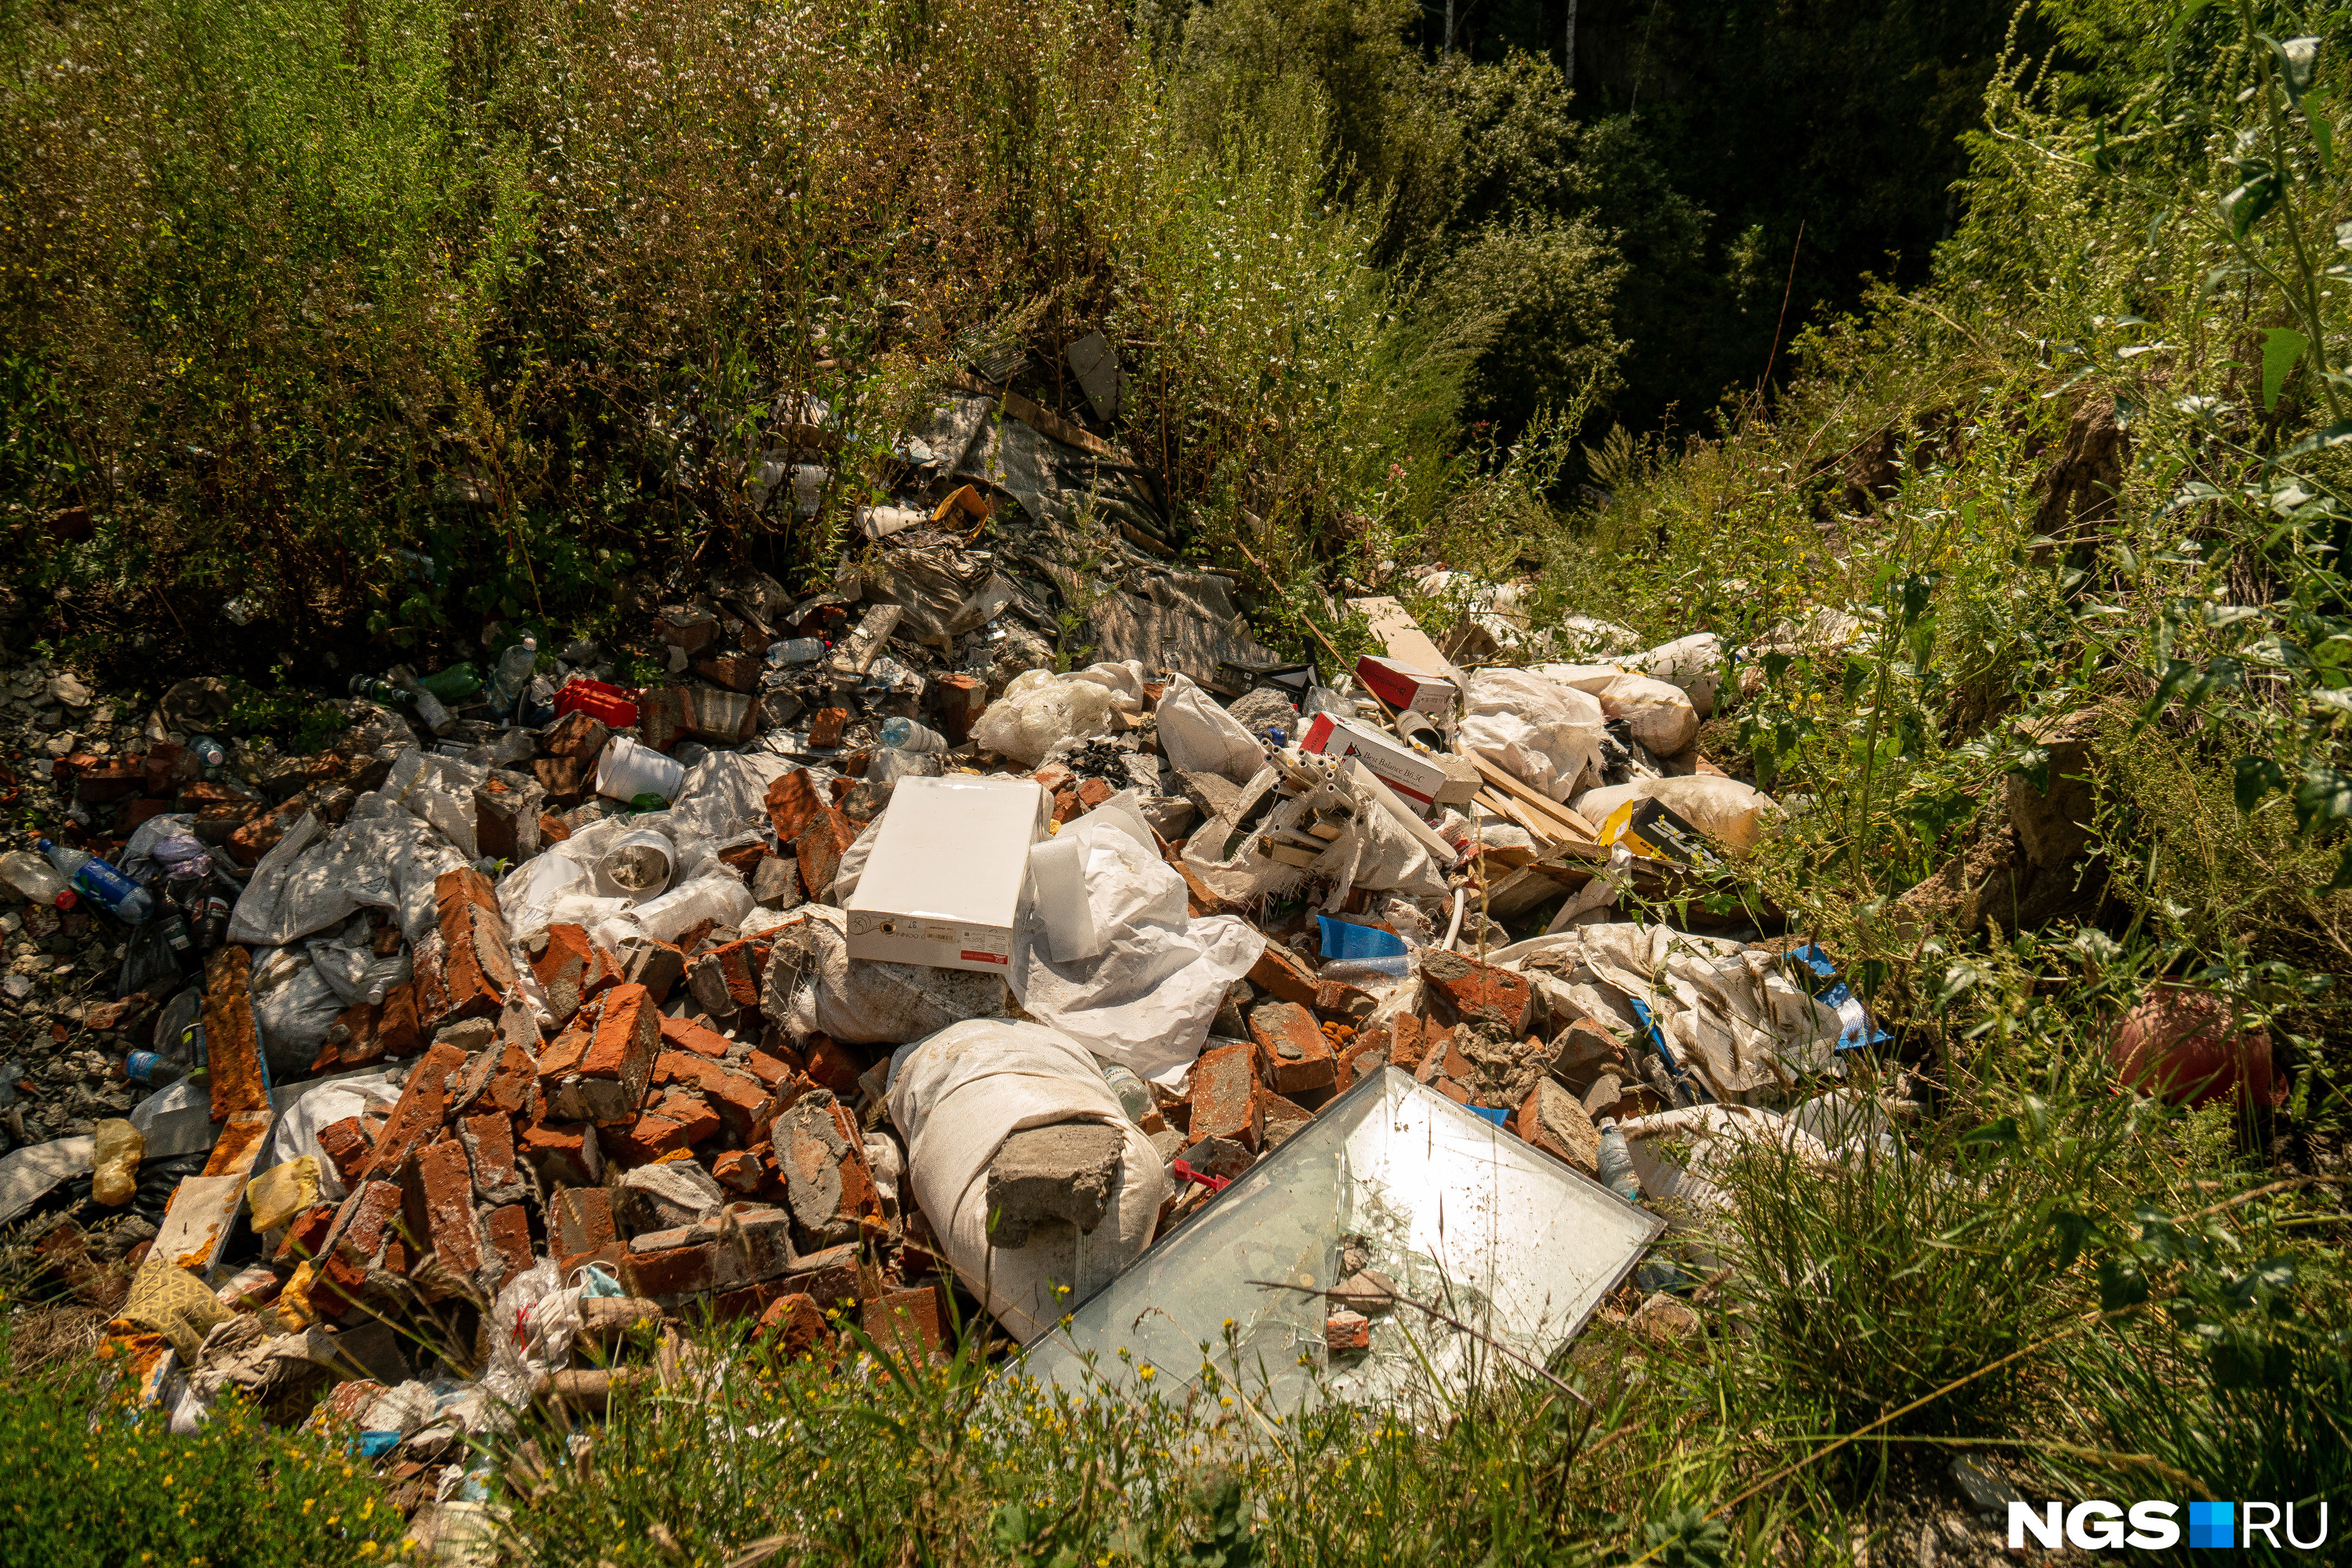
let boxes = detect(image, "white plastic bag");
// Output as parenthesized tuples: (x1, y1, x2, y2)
(249, 947, 348, 1072)
(383, 747, 489, 858)
(1458, 668, 1607, 801)
(972, 669, 1125, 766)
(665, 750, 793, 842)
(263, 1069, 404, 1201)
(1009, 810, 1265, 1082)
(1153, 674, 1265, 782)
(1573, 774, 1779, 857)
(887, 1019, 1167, 1344)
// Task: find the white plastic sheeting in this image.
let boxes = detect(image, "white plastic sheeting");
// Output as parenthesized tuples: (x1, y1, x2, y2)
(227, 796, 467, 949)
(887, 1019, 1166, 1345)
(1009, 807, 1265, 1083)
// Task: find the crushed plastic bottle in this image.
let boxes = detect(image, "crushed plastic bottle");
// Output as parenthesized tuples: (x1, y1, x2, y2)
(92, 1118, 143, 1206)
(764, 637, 825, 665)
(879, 715, 948, 753)
(38, 839, 153, 923)
(487, 637, 539, 721)
(0, 849, 75, 908)
(1595, 1119, 1642, 1203)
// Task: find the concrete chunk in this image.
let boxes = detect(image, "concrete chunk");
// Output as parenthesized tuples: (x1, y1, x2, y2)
(984, 1123, 1123, 1248)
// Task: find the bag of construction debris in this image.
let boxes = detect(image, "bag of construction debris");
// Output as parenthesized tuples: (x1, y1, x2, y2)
(1625, 633, 1725, 718)
(383, 746, 489, 858)
(764, 904, 1009, 1045)
(887, 1018, 1167, 1344)
(1595, 673, 1699, 756)
(1458, 669, 1607, 802)
(1155, 673, 1265, 783)
(1010, 806, 1265, 1083)
(1573, 775, 1778, 858)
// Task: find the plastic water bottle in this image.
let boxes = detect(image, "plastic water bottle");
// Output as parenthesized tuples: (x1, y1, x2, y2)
(38, 839, 154, 923)
(1595, 1119, 1642, 1203)
(187, 735, 227, 768)
(879, 715, 948, 753)
(765, 637, 825, 665)
(1099, 1062, 1154, 1127)
(486, 637, 539, 721)
(0, 849, 75, 908)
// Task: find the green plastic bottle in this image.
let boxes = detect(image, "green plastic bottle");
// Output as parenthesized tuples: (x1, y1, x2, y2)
(414, 662, 483, 702)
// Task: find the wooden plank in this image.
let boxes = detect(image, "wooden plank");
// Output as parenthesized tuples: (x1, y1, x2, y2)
(1466, 753, 1601, 840)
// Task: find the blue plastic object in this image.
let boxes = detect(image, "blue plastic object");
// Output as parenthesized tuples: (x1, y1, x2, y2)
(1627, 996, 1711, 1105)
(1467, 1104, 1511, 1128)
(356, 1431, 401, 1458)
(1786, 940, 1892, 1052)
(1317, 916, 1409, 963)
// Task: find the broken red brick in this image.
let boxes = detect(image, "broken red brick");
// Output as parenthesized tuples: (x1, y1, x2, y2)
(518, 1115, 603, 1189)
(694, 653, 763, 694)
(863, 1283, 949, 1361)
(329, 1000, 383, 1069)
(427, 866, 519, 1025)
(808, 707, 848, 749)
(803, 1034, 863, 1098)
(481, 1203, 534, 1292)
(793, 809, 857, 902)
(711, 1149, 764, 1193)
(315, 1116, 374, 1189)
(274, 1201, 339, 1267)
(1188, 1040, 1264, 1152)
(536, 983, 659, 1124)
(474, 772, 545, 862)
(604, 1089, 722, 1165)
(658, 1014, 732, 1059)
(1325, 1310, 1371, 1352)
(527, 923, 625, 1027)
(1419, 950, 1534, 1036)
(622, 939, 687, 1004)
(551, 1186, 621, 1275)
(457, 1112, 527, 1206)
(686, 939, 762, 1015)
(1248, 1001, 1338, 1098)
(1388, 1014, 1426, 1072)
(378, 981, 423, 1058)
(543, 709, 612, 764)
(755, 1292, 832, 1359)
(927, 673, 986, 745)
(362, 1041, 469, 1180)
(1247, 943, 1319, 1009)
(402, 1138, 484, 1289)
(638, 686, 693, 753)
(771, 1093, 880, 1250)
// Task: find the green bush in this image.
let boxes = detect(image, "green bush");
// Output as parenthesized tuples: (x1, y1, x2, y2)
(0, 1331, 406, 1568)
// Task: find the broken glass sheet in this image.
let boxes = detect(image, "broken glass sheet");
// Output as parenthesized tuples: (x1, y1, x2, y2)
(1018, 1067, 1661, 1413)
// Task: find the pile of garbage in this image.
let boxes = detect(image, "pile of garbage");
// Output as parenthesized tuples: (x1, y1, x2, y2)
(0, 386, 1924, 1517)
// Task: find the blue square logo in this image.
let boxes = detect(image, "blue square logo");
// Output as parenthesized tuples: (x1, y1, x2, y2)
(2189, 1500, 2235, 1548)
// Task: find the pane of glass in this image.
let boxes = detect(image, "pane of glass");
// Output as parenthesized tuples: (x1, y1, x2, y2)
(1019, 1066, 1662, 1411)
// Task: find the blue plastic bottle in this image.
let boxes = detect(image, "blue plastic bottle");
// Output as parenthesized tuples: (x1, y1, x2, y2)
(38, 838, 155, 923)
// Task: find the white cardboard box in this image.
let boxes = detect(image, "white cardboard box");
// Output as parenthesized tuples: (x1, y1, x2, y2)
(844, 775, 1049, 973)
(1355, 654, 1456, 717)
(1300, 713, 1449, 808)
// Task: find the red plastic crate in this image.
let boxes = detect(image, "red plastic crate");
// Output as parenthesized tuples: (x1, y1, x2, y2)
(554, 677, 640, 728)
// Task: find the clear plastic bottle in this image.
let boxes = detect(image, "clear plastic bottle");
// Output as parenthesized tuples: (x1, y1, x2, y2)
(879, 715, 948, 753)
(91, 1118, 143, 1206)
(1595, 1119, 1642, 1203)
(186, 734, 227, 769)
(764, 637, 825, 665)
(486, 637, 539, 721)
(38, 839, 153, 922)
(1099, 1062, 1154, 1127)
(0, 849, 75, 908)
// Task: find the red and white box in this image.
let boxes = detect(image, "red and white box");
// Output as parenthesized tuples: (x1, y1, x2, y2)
(1300, 713, 1448, 808)
(1354, 655, 1455, 717)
